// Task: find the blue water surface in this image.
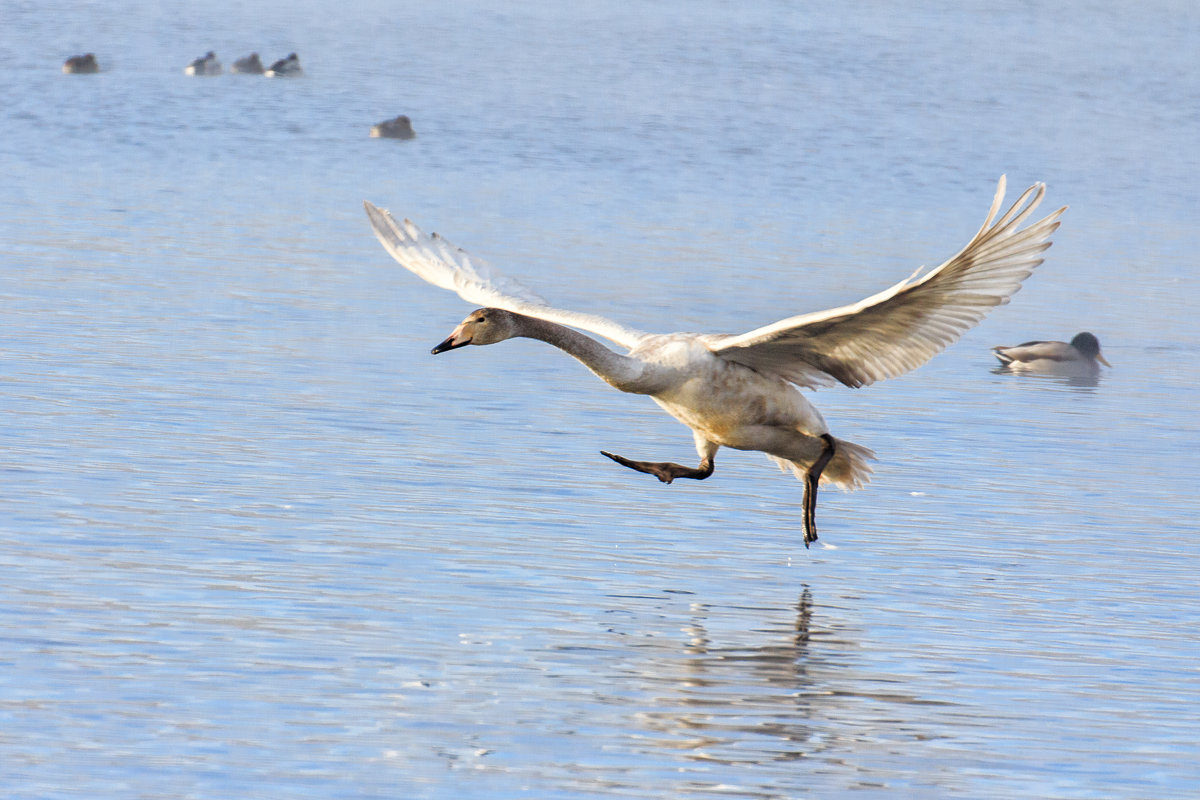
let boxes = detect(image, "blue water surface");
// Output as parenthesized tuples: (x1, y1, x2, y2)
(2, 2, 1198, 798)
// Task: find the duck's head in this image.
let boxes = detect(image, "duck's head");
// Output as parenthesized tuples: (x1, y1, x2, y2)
(1071, 332, 1111, 366)
(432, 308, 516, 354)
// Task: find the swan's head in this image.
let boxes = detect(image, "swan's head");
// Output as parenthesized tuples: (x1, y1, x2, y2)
(431, 308, 517, 354)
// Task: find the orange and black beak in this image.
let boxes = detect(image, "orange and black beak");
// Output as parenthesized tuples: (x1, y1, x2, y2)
(431, 324, 471, 354)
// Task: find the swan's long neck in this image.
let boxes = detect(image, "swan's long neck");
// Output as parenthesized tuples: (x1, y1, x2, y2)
(515, 315, 646, 392)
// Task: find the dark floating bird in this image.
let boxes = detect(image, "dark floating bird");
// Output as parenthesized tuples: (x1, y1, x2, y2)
(62, 53, 99, 74)
(265, 53, 302, 77)
(231, 53, 265, 74)
(370, 115, 416, 139)
(365, 178, 1065, 547)
(184, 51, 222, 76)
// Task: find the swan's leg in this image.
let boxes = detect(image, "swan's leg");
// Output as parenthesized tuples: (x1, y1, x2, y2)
(802, 434, 837, 547)
(600, 451, 712, 483)
(601, 436, 718, 485)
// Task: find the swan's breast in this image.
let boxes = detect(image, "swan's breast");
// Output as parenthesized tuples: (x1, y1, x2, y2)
(643, 344, 827, 443)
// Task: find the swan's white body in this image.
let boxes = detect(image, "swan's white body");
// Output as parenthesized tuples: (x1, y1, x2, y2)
(364, 177, 1065, 543)
(623, 333, 869, 487)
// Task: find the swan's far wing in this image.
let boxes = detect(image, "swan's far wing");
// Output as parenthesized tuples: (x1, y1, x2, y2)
(709, 178, 1066, 388)
(365, 202, 647, 349)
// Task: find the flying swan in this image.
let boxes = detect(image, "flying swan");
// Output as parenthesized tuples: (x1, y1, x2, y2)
(364, 178, 1065, 546)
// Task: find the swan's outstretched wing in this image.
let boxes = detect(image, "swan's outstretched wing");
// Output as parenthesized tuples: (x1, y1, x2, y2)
(364, 202, 648, 349)
(706, 177, 1066, 389)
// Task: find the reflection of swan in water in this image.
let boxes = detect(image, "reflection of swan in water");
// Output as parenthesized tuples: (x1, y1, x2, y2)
(621, 588, 951, 775)
(63, 53, 99, 74)
(184, 51, 222, 76)
(629, 590, 824, 762)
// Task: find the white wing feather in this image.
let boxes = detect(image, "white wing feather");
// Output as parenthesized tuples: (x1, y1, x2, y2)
(705, 177, 1067, 388)
(364, 201, 648, 349)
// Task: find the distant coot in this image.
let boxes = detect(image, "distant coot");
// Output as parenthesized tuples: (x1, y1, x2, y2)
(231, 53, 265, 74)
(370, 115, 416, 139)
(62, 53, 99, 74)
(265, 53, 302, 77)
(184, 51, 222, 76)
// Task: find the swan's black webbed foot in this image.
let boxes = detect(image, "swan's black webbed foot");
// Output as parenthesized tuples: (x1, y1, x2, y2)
(801, 434, 837, 548)
(601, 451, 714, 485)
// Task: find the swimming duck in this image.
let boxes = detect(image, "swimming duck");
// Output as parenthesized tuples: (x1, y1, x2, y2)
(265, 53, 302, 77)
(364, 178, 1065, 546)
(184, 51, 222, 76)
(231, 53, 264, 74)
(370, 115, 416, 139)
(993, 332, 1110, 376)
(62, 54, 99, 74)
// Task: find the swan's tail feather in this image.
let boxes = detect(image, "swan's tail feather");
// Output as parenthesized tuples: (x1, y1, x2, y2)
(768, 437, 875, 491)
